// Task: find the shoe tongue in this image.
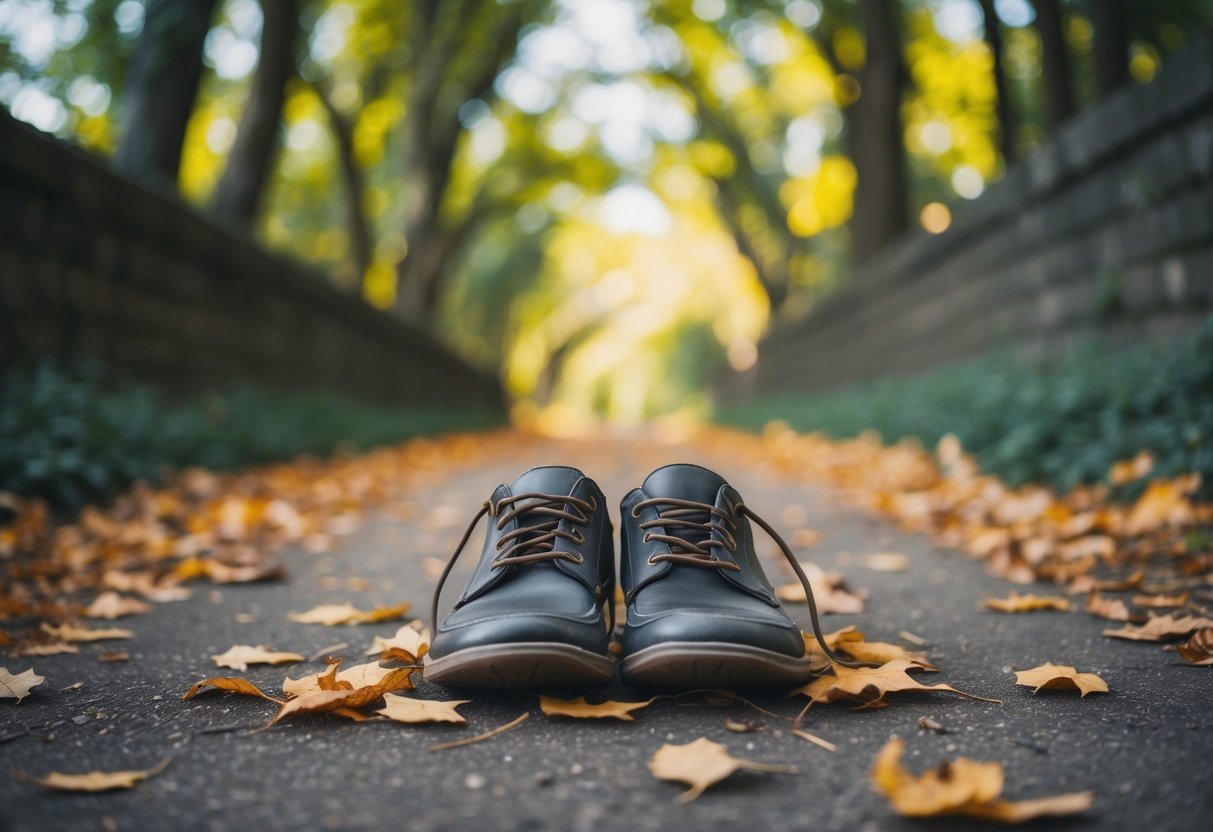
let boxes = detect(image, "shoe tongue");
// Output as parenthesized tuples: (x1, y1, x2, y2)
(510, 466, 584, 497)
(642, 465, 727, 549)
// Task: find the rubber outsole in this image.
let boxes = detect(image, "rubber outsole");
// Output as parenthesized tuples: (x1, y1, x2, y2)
(620, 641, 813, 688)
(423, 642, 615, 689)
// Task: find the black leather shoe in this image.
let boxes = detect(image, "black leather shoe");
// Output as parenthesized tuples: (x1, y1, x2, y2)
(620, 463, 844, 688)
(424, 466, 616, 688)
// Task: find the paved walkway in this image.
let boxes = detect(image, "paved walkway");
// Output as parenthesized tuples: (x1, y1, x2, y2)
(2, 433, 1209, 831)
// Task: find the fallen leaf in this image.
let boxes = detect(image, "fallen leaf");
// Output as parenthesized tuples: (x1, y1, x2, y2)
(793, 660, 997, 706)
(873, 737, 1093, 822)
(41, 623, 132, 642)
(538, 695, 653, 721)
(1109, 451, 1154, 485)
(861, 552, 909, 572)
(649, 737, 797, 802)
(1102, 614, 1213, 642)
(804, 627, 936, 672)
(724, 717, 764, 733)
(1131, 592, 1188, 608)
(982, 592, 1070, 613)
(181, 677, 283, 703)
(1176, 628, 1213, 666)
(0, 667, 45, 702)
(85, 591, 153, 620)
(1014, 663, 1108, 696)
(211, 645, 304, 672)
(284, 660, 418, 698)
(364, 622, 430, 661)
(1085, 590, 1136, 622)
(378, 693, 468, 724)
(777, 562, 865, 613)
(266, 664, 418, 727)
(98, 651, 129, 663)
(15, 641, 79, 657)
(31, 758, 170, 793)
(287, 602, 410, 626)
(174, 557, 285, 585)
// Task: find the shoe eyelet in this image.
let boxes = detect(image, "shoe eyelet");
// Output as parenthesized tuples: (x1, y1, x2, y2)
(630, 506, 641, 518)
(646, 555, 659, 566)
(642, 533, 652, 543)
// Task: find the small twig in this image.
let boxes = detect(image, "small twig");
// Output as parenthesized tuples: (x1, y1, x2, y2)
(791, 700, 812, 731)
(792, 729, 837, 752)
(428, 712, 529, 752)
(898, 630, 927, 645)
(0, 727, 29, 744)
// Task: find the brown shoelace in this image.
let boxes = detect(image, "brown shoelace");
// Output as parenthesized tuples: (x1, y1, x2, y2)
(633, 496, 870, 669)
(430, 491, 599, 632)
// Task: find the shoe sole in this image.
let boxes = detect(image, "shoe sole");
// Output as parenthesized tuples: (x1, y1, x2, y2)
(620, 641, 812, 688)
(423, 642, 615, 689)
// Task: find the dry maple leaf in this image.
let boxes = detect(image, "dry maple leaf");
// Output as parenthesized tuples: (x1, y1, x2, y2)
(1, 667, 45, 702)
(1176, 628, 1213, 666)
(1014, 663, 1108, 697)
(793, 660, 996, 706)
(284, 660, 418, 698)
(287, 602, 411, 626)
(648, 737, 797, 803)
(872, 737, 1093, 823)
(1084, 590, 1137, 622)
(41, 623, 133, 642)
(31, 758, 170, 793)
(181, 677, 284, 703)
(982, 592, 1070, 613)
(776, 562, 865, 613)
(1102, 614, 1213, 642)
(378, 693, 468, 724)
(1131, 592, 1188, 609)
(85, 591, 153, 620)
(538, 695, 654, 721)
(804, 627, 936, 672)
(364, 622, 430, 661)
(861, 552, 910, 572)
(211, 644, 304, 672)
(15, 641, 79, 657)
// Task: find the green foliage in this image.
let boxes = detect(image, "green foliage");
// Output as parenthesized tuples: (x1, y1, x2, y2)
(717, 320, 1213, 494)
(0, 360, 503, 508)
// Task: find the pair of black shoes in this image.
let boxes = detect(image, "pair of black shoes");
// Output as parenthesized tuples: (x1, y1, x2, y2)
(425, 464, 845, 689)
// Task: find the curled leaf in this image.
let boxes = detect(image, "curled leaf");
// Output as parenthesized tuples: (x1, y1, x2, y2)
(42, 623, 132, 642)
(793, 660, 997, 706)
(1103, 614, 1213, 642)
(982, 592, 1070, 613)
(85, 591, 153, 620)
(181, 677, 283, 704)
(1176, 628, 1213, 666)
(1014, 663, 1108, 697)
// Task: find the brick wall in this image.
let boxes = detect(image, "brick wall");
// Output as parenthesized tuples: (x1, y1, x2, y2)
(0, 112, 501, 409)
(718, 31, 1213, 401)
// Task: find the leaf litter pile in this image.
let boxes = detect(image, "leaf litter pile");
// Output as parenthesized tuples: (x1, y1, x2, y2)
(2, 425, 1211, 819)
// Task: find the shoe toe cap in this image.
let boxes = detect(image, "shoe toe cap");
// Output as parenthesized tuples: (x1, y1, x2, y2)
(430, 612, 609, 659)
(623, 610, 804, 658)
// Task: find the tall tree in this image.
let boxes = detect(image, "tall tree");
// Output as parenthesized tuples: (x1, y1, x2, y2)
(312, 79, 372, 285)
(210, 0, 299, 226)
(114, 0, 219, 187)
(1091, 0, 1129, 95)
(1032, 0, 1074, 129)
(977, 0, 1017, 164)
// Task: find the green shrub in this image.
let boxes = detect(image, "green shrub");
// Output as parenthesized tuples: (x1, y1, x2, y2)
(0, 360, 504, 507)
(716, 317, 1213, 494)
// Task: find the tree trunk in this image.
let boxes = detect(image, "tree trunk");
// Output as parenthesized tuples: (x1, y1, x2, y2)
(313, 82, 372, 286)
(1091, 0, 1129, 95)
(210, 0, 298, 226)
(978, 0, 1017, 164)
(850, 0, 908, 262)
(114, 0, 219, 187)
(1033, 0, 1074, 129)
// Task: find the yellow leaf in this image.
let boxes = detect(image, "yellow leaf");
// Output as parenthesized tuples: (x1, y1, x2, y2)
(860, 552, 909, 572)
(364, 622, 430, 660)
(15, 642, 79, 657)
(0, 666, 45, 702)
(211, 644, 304, 672)
(1084, 590, 1136, 622)
(181, 677, 284, 703)
(31, 758, 170, 793)
(1014, 663, 1108, 696)
(378, 693, 468, 724)
(982, 592, 1070, 613)
(287, 602, 410, 626)
(284, 660, 417, 698)
(41, 623, 133, 642)
(1176, 628, 1213, 666)
(793, 659, 997, 705)
(538, 695, 653, 721)
(1103, 614, 1213, 642)
(872, 737, 1093, 823)
(85, 591, 153, 620)
(648, 737, 796, 803)
(1131, 591, 1188, 609)
(776, 562, 865, 613)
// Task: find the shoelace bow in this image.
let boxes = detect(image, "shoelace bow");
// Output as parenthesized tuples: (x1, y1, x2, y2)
(633, 496, 870, 669)
(430, 491, 600, 632)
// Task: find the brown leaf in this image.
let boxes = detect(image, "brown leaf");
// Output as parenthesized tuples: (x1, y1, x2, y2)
(85, 591, 153, 620)
(793, 660, 998, 706)
(649, 737, 797, 803)
(982, 592, 1070, 613)
(538, 695, 653, 721)
(266, 665, 418, 726)
(1084, 590, 1137, 622)
(98, 651, 129, 663)
(41, 623, 133, 642)
(804, 627, 936, 672)
(724, 717, 764, 733)
(1102, 614, 1213, 642)
(0, 666, 45, 702)
(364, 622, 430, 661)
(287, 602, 410, 626)
(377, 693, 468, 724)
(284, 660, 417, 698)
(1176, 628, 1213, 666)
(873, 737, 1093, 823)
(1131, 592, 1189, 609)
(860, 552, 909, 572)
(30, 758, 170, 793)
(181, 676, 284, 703)
(1014, 663, 1108, 697)
(776, 563, 865, 613)
(210, 645, 304, 672)
(14, 641, 79, 657)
